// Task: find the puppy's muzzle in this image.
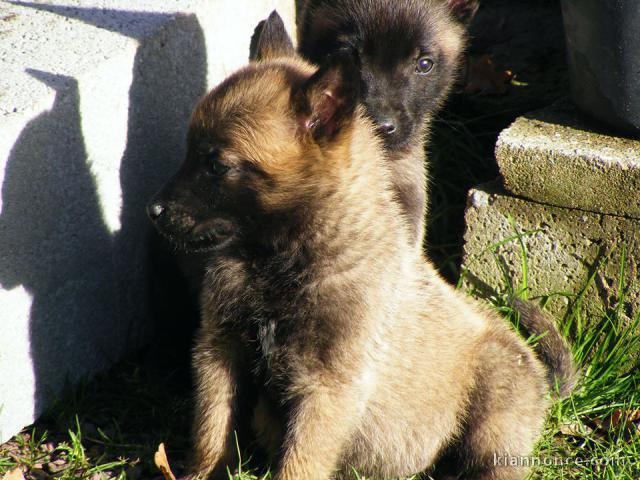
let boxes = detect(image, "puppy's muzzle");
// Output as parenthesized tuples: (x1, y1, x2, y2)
(375, 117, 397, 135)
(146, 195, 196, 237)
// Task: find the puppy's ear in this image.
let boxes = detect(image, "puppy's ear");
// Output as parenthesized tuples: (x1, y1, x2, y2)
(293, 50, 360, 140)
(445, 0, 480, 25)
(249, 10, 294, 61)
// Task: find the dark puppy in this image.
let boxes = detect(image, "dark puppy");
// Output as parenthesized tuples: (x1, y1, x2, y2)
(295, 0, 479, 246)
(147, 48, 572, 480)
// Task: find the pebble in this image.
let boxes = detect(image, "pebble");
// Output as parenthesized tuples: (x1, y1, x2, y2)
(45, 460, 67, 474)
(29, 468, 50, 480)
(41, 443, 56, 453)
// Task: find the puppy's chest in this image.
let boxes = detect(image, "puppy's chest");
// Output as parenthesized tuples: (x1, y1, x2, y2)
(211, 268, 315, 378)
(235, 295, 311, 388)
(207, 257, 357, 388)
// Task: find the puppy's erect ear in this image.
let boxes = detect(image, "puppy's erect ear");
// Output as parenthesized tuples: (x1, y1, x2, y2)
(293, 50, 360, 141)
(249, 10, 295, 61)
(445, 0, 480, 25)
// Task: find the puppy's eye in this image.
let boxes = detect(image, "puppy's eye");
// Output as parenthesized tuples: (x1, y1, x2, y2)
(211, 157, 230, 176)
(416, 56, 434, 74)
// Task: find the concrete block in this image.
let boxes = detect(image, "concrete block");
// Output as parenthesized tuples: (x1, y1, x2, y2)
(0, 0, 295, 443)
(496, 101, 640, 219)
(462, 183, 639, 320)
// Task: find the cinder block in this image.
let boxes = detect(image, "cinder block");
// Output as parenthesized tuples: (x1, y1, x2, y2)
(462, 184, 639, 320)
(0, 0, 296, 443)
(496, 102, 640, 219)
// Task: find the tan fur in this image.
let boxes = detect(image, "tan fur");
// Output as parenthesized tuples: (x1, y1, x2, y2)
(175, 57, 550, 480)
(191, 327, 242, 478)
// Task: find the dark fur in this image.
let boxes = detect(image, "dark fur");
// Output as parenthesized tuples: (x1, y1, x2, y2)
(511, 299, 578, 398)
(297, 0, 477, 245)
(148, 50, 554, 480)
(249, 10, 294, 62)
(298, 0, 468, 147)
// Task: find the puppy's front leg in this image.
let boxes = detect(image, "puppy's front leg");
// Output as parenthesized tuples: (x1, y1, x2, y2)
(274, 373, 369, 480)
(191, 332, 243, 478)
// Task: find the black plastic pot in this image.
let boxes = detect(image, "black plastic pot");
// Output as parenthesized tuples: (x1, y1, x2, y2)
(560, 0, 640, 136)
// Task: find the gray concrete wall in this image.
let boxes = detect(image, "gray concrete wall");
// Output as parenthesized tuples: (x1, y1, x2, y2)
(463, 102, 639, 325)
(0, 0, 296, 443)
(462, 183, 639, 322)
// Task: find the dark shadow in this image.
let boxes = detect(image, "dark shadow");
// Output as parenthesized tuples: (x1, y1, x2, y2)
(522, 98, 638, 140)
(0, 71, 115, 416)
(1, 3, 207, 431)
(294, 0, 305, 34)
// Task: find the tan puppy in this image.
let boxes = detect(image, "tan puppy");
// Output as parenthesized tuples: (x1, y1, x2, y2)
(147, 49, 572, 480)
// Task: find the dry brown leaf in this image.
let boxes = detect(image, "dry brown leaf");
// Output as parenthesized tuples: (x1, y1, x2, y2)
(559, 422, 593, 437)
(610, 410, 623, 427)
(154, 443, 177, 480)
(1, 468, 25, 480)
(464, 54, 514, 95)
(585, 409, 640, 443)
(591, 409, 635, 430)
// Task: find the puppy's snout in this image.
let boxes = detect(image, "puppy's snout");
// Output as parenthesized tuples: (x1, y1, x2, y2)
(147, 201, 166, 221)
(376, 119, 397, 135)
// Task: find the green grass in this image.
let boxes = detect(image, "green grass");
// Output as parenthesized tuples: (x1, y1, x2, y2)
(529, 291, 640, 480)
(0, 420, 130, 480)
(0, 363, 191, 479)
(532, 268, 640, 479)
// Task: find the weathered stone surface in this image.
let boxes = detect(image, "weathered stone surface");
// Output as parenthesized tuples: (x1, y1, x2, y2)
(496, 101, 640, 219)
(0, 0, 296, 443)
(462, 183, 639, 320)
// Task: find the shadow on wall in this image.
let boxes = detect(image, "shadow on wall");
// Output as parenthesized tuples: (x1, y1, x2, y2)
(0, 71, 115, 416)
(0, 3, 206, 418)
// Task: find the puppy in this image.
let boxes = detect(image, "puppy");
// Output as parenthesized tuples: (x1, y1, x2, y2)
(147, 45, 574, 480)
(293, 0, 479, 247)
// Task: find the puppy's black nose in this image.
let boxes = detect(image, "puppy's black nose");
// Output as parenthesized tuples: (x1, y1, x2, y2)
(147, 202, 166, 220)
(376, 119, 397, 135)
